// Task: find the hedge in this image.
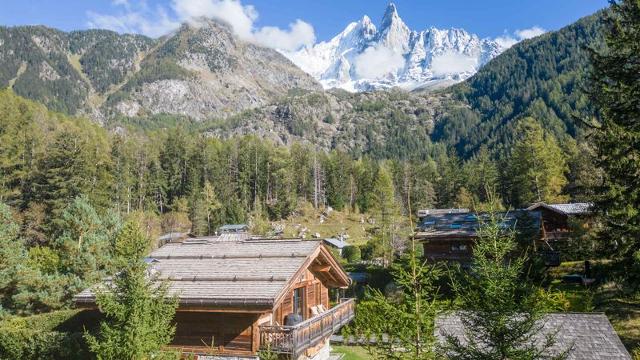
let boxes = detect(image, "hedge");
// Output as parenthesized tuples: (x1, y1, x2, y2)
(0, 309, 100, 360)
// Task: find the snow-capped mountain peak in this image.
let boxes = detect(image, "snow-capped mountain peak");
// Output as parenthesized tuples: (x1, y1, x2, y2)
(285, 3, 505, 92)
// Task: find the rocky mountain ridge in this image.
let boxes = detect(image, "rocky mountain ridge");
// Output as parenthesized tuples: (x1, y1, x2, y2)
(286, 3, 503, 91)
(0, 20, 320, 122)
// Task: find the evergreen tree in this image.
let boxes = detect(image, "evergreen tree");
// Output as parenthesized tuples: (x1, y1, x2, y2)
(463, 146, 499, 205)
(85, 220, 178, 360)
(0, 202, 25, 317)
(0, 91, 41, 209)
(53, 196, 120, 303)
(506, 118, 568, 207)
(0, 202, 65, 316)
(347, 238, 440, 359)
(440, 210, 568, 359)
(588, 0, 640, 272)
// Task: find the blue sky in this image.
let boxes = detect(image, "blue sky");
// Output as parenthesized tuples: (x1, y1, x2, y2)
(0, 0, 607, 47)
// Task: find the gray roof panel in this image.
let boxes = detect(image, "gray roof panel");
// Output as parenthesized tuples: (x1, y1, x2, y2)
(436, 313, 631, 360)
(74, 239, 322, 308)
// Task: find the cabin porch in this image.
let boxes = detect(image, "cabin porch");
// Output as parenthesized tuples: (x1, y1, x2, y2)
(259, 298, 356, 358)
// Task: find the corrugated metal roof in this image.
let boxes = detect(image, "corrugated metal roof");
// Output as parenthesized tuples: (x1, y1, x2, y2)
(74, 239, 322, 308)
(436, 312, 631, 359)
(323, 238, 349, 249)
(218, 224, 249, 231)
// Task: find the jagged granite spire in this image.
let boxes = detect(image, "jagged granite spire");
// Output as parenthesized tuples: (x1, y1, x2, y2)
(377, 2, 411, 52)
(285, 3, 504, 92)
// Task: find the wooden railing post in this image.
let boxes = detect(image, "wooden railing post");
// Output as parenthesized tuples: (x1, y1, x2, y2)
(259, 299, 356, 357)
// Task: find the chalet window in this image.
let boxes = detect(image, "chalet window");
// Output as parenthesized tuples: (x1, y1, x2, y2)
(293, 287, 305, 319)
(451, 244, 468, 251)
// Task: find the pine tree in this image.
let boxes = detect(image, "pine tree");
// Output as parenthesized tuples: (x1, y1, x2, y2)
(53, 196, 119, 303)
(588, 0, 640, 273)
(440, 210, 568, 359)
(85, 220, 178, 360)
(348, 247, 441, 360)
(507, 118, 568, 207)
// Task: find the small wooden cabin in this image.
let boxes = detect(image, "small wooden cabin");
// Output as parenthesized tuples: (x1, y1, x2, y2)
(414, 210, 542, 265)
(415, 203, 593, 265)
(74, 238, 353, 360)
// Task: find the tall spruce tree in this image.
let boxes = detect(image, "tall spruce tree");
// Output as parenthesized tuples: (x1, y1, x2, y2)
(85, 220, 178, 360)
(588, 0, 640, 274)
(440, 210, 568, 359)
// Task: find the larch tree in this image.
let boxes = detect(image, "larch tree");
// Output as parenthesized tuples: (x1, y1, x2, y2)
(588, 0, 640, 280)
(371, 164, 401, 266)
(507, 118, 568, 207)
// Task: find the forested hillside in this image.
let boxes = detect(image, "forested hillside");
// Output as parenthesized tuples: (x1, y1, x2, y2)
(433, 11, 606, 157)
(0, 21, 319, 123)
(0, 11, 610, 162)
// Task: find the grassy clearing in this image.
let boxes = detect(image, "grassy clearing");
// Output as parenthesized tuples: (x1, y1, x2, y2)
(275, 203, 373, 246)
(550, 261, 640, 355)
(332, 345, 372, 360)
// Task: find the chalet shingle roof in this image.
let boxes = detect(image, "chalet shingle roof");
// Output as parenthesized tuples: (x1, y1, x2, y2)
(436, 313, 631, 360)
(74, 238, 336, 308)
(526, 202, 593, 216)
(548, 203, 593, 215)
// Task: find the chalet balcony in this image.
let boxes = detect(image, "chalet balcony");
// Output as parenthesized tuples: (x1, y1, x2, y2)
(259, 298, 355, 358)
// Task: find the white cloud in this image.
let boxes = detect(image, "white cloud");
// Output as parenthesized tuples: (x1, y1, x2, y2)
(494, 35, 518, 49)
(515, 26, 546, 40)
(172, 0, 257, 40)
(354, 46, 405, 79)
(87, 2, 180, 38)
(431, 52, 477, 76)
(86, 0, 316, 52)
(494, 26, 546, 49)
(253, 20, 315, 52)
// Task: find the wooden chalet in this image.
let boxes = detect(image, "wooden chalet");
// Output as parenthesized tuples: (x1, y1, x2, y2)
(74, 237, 353, 360)
(526, 202, 593, 242)
(414, 209, 542, 265)
(415, 203, 593, 265)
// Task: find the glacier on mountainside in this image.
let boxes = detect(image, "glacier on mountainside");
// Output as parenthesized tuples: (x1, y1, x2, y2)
(284, 3, 504, 92)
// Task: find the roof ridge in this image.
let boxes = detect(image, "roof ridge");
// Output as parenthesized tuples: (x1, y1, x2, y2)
(152, 254, 309, 260)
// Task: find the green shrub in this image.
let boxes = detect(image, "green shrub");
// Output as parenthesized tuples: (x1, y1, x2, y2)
(342, 246, 362, 263)
(0, 310, 99, 360)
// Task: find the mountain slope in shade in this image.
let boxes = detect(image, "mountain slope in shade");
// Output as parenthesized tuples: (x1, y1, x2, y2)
(432, 10, 606, 157)
(286, 3, 503, 92)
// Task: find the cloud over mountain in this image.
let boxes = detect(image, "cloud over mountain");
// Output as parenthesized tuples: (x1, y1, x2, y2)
(285, 3, 503, 92)
(87, 0, 315, 51)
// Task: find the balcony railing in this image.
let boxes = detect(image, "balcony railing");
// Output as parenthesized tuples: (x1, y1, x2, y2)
(259, 298, 355, 358)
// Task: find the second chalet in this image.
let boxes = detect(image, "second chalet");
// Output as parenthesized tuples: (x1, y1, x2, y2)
(74, 235, 353, 360)
(415, 203, 592, 265)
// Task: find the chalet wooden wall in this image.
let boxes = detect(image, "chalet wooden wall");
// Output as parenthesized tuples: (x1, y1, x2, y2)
(273, 269, 330, 325)
(422, 240, 473, 262)
(172, 312, 258, 354)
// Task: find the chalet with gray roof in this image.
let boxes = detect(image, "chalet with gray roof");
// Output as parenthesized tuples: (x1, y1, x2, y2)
(415, 203, 593, 265)
(75, 237, 353, 359)
(436, 312, 631, 359)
